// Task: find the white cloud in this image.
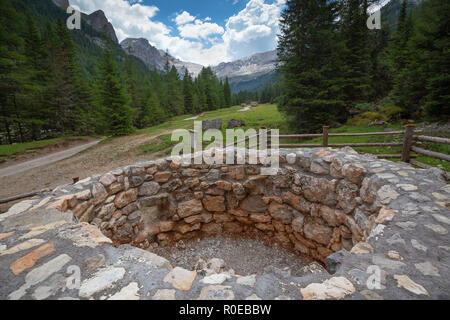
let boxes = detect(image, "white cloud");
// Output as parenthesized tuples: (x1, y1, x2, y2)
(174, 11, 196, 25)
(69, 0, 286, 66)
(178, 20, 224, 40)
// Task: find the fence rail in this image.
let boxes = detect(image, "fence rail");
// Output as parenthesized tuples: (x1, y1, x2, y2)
(189, 125, 448, 168)
(278, 124, 448, 167)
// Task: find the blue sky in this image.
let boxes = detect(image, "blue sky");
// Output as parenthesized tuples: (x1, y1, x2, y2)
(69, 0, 287, 66)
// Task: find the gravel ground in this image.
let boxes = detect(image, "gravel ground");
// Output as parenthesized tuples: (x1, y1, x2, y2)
(151, 235, 318, 277)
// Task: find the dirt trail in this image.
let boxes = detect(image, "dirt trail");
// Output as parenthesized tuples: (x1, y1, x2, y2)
(0, 139, 103, 178)
(0, 130, 173, 213)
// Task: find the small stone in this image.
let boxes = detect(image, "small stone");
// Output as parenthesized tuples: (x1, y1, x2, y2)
(163, 267, 197, 291)
(99, 173, 117, 187)
(10, 242, 56, 275)
(138, 182, 161, 196)
(198, 285, 235, 300)
(411, 239, 427, 252)
(393, 275, 429, 296)
(396, 184, 418, 192)
(79, 267, 126, 298)
(432, 214, 450, 225)
(0, 239, 46, 256)
(424, 224, 448, 235)
(432, 193, 448, 201)
(108, 282, 140, 300)
(300, 277, 355, 300)
(286, 153, 296, 164)
(350, 242, 374, 255)
(8, 254, 71, 300)
(375, 207, 396, 224)
(372, 255, 405, 270)
(377, 186, 399, 205)
(154, 172, 172, 183)
(0, 231, 15, 241)
(177, 199, 203, 218)
(200, 274, 232, 285)
(360, 290, 383, 300)
(236, 275, 256, 287)
(414, 262, 440, 277)
(387, 250, 403, 261)
(152, 289, 176, 300)
(85, 254, 106, 272)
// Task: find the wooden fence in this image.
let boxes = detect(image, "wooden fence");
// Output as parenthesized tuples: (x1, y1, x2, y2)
(191, 125, 449, 168)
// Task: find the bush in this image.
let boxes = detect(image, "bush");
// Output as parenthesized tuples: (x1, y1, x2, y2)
(347, 112, 387, 126)
(354, 102, 375, 112)
(380, 106, 404, 121)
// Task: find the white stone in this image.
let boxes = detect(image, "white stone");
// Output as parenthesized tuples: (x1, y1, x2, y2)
(152, 289, 176, 300)
(236, 275, 257, 287)
(8, 254, 72, 300)
(425, 224, 448, 235)
(432, 193, 448, 201)
(163, 267, 197, 291)
(396, 184, 418, 192)
(108, 282, 140, 300)
(0, 200, 33, 222)
(432, 214, 450, 225)
(0, 239, 46, 256)
(286, 153, 297, 165)
(411, 239, 427, 252)
(300, 277, 356, 300)
(79, 267, 126, 298)
(377, 185, 400, 205)
(394, 275, 429, 296)
(414, 262, 440, 277)
(200, 273, 231, 285)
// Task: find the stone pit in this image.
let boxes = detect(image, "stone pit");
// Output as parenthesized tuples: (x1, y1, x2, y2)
(0, 147, 449, 300)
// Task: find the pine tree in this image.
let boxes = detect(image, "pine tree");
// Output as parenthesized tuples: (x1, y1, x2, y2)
(337, 0, 374, 106)
(0, 0, 25, 144)
(183, 69, 195, 114)
(96, 47, 133, 136)
(223, 77, 232, 108)
(277, 0, 345, 133)
(406, 0, 449, 119)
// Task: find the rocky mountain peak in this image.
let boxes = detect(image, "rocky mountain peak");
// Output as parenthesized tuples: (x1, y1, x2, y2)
(120, 38, 204, 77)
(84, 10, 118, 43)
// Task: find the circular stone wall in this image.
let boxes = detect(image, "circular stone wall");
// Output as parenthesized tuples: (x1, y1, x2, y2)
(42, 147, 387, 265)
(2, 147, 449, 300)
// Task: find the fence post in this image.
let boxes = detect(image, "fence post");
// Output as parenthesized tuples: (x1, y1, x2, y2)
(323, 126, 330, 147)
(401, 124, 416, 163)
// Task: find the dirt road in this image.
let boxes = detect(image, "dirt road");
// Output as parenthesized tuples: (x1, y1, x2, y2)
(0, 139, 103, 178)
(0, 131, 173, 213)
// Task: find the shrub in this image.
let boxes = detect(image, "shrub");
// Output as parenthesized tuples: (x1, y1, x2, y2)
(380, 106, 404, 121)
(347, 112, 387, 125)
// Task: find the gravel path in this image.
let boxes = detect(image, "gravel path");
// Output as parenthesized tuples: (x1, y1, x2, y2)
(151, 235, 316, 277)
(0, 139, 103, 178)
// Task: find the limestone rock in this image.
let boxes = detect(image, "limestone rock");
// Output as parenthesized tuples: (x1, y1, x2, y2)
(393, 275, 429, 296)
(163, 267, 197, 291)
(301, 277, 355, 300)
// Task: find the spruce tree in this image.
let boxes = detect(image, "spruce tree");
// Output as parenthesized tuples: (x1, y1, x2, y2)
(183, 69, 195, 114)
(96, 47, 133, 136)
(277, 0, 345, 133)
(224, 77, 232, 108)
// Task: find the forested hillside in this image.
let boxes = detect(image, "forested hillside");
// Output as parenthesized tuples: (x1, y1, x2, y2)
(0, 0, 232, 144)
(277, 0, 449, 133)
